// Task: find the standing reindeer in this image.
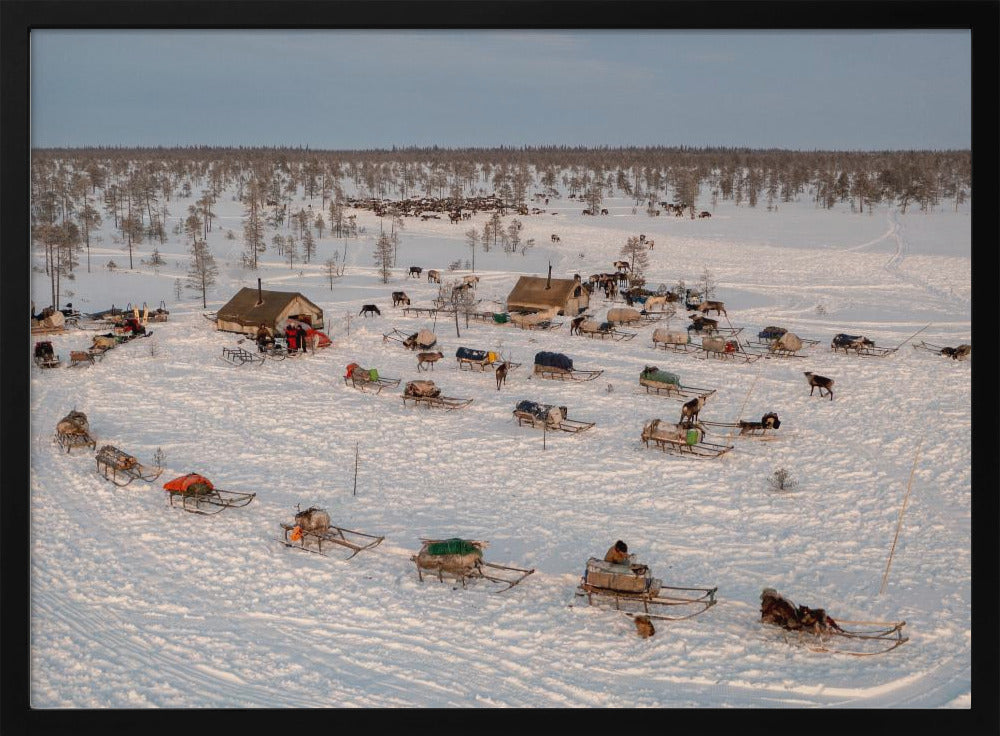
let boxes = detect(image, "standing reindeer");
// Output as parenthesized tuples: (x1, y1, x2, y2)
(804, 372, 834, 400)
(495, 360, 510, 390)
(359, 304, 381, 317)
(417, 351, 445, 371)
(680, 395, 706, 425)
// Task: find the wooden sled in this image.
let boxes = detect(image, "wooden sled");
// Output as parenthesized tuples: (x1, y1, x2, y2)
(532, 364, 604, 382)
(278, 522, 384, 559)
(456, 348, 521, 373)
(412, 538, 535, 593)
(221, 346, 265, 366)
(775, 620, 909, 656)
(513, 319, 563, 331)
(639, 377, 716, 401)
(383, 328, 438, 351)
(575, 557, 718, 622)
(577, 324, 637, 341)
(513, 405, 595, 434)
(95, 444, 163, 486)
(641, 419, 733, 458)
(55, 430, 96, 453)
(402, 393, 474, 410)
(166, 487, 256, 515)
(345, 372, 401, 394)
(697, 340, 762, 363)
(912, 341, 971, 360)
(700, 418, 781, 440)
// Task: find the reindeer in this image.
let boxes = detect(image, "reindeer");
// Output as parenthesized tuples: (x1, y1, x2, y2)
(359, 304, 381, 317)
(680, 395, 706, 426)
(495, 360, 510, 390)
(697, 300, 727, 317)
(613, 260, 631, 272)
(941, 344, 972, 360)
(804, 372, 834, 400)
(416, 351, 444, 371)
(462, 274, 480, 288)
(391, 291, 410, 307)
(551, 234, 561, 243)
(647, 239, 654, 250)
(600, 208, 609, 215)
(448, 211, 462, 224)
(408, 266, 423, 278)
(570, 315, 587, 336)
(698, 211, 712, 218)
(427, 269, 441, 283)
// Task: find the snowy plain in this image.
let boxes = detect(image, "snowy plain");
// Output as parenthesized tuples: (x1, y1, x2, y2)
(28, 183, 974, 711)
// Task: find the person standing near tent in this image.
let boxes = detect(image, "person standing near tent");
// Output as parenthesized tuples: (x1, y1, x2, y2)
(285, 323, 298, 353)
(296, 324, 309, 355)
(256, 323, 273, 352)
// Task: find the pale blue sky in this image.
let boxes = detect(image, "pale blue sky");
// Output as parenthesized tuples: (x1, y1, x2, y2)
(30, 30, 971, 150)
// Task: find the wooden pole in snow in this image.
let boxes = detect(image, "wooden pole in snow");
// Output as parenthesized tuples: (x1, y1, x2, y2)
(880, 437, 925, 595)
(353, 441, 359, 496)
(893, 323, 931, 351)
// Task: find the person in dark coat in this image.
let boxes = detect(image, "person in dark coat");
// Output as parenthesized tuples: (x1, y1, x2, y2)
(296, 324, 309, 354)
(604, 540, 630, 565)
(256, 323, 273, 352)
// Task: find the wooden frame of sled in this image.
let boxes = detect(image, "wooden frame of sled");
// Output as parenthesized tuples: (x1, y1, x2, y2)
(639, 377, 716, 401)
(831, 343, 897, 358)
(166, 487, 256, 515)
(345, 373, 401, 394)
(652, 338, 700, 354)
(575, 557, 718, 621)
(411, 539, 535, 593)
(402, 393, 474, 410)
(696, 342, 762, 363)
(220, 346, 264, 366)
(513, 409, 595, 434)
(403, 305, 454, 318)
(512, 318, 563, 331)
(773, 619, 908, 656)
(277, 522, 385, 559)
(532, 364, 604, 382)
(456, 353, 522, 373)
(95, 445, 163, 487)
(577, 324, 637, 341)
(700, 419, 780, 440)
(641, 419, 733, 458)
(383, 328, 438, 351)
(55, 430, 96, 453)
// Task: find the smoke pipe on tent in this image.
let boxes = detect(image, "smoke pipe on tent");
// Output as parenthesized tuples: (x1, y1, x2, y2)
(546, 262, 551, 289)
(256, 278, 263, 306)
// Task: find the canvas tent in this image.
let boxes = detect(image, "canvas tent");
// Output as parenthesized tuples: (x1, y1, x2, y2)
(505, 275, 589, 316)
(215, 287, 324, 336)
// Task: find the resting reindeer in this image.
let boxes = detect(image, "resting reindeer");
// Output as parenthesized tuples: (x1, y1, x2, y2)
(804, 372, 834, 400)
(359, 304, 381, 317)
(495, 360, 510, 390)
(416, 351, 445, 371)
(392, 291, 410, 307)
(697, 300, 727, 317)
(680, 395, 706, 426)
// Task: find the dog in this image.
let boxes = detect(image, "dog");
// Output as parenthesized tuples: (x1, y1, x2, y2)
(634, 615, 656, 638)
(804, 372, 834, 400)
(359, 304, 381, 317)
(416, 351, 444, 371)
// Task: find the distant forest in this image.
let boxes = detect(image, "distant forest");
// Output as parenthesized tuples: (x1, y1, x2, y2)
(30, 146, 971, 306)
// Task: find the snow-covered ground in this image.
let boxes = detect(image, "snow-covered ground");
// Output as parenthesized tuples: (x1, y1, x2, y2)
(29, 185, 972, 709)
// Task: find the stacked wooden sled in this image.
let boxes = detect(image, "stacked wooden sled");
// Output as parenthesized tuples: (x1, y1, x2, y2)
(640, 419, 733, 458)
(411, 538, 535, 592)
(401, 380, 473, 410)
(344, 363, 400, 393)
(163, 473, 256, 515)
(532, 352, 603, 382)
(95, 445, 163, 486)
(513, 400, 595, 433)
(638, 366, 715, 400)
(277, 506, 384, 559)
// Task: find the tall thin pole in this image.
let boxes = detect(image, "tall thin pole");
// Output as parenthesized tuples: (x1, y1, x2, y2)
(353, 441, 359, 497)
(880, 437, 925, 595)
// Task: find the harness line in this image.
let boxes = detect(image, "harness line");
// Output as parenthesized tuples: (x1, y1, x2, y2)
(880, 436, 925, 595)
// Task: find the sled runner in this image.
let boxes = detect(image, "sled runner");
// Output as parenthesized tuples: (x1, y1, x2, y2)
(383, 328, 438, 350)
(760, 588, 908, 656)
(54, 411, 96, 453)
(344, 363, 400, 393)
(576, 557, 718, 621)
(532, 352, 603, 382)
(95, 444, 163, 486)
(163, 473, 256, 515)
(220, 346, 265, 366)
(641, 419, 733, 458)
(402, 380, 473, 410)
(513, 400, 595, 433)
(912, 341, 971, 360)
(411, 538, 535, 593)
(277, 506, 384, 559)
(638, 367, 716, 400)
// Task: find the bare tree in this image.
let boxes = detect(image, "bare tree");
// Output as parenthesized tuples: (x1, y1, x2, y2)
(186, 239, 218, 309)
(374, 232, 394, 283)
(242, 178, 266, 269)
(465, 227, 479, 272)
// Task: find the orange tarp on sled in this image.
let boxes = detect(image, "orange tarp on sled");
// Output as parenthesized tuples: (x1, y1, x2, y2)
(163, 474, 214, 492)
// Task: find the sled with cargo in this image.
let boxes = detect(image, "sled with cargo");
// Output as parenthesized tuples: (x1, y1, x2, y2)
(401, 380, 473, 410)
(455, 347, 520, 372)
(640, 419, 733, 458)
(830, 332, 896, 358)
(605, 306, 664, 327)
(54, 410, 96, 453)
(744, 326, 819, 357)
(344, 363, 400, 393)
(532, 352, 603, 382)
(575, 318, 637, 341)
(760, 588, 908, 656)
(277, 506, 385, 559)
(575, 556, 718, 622)
(411, 538, 535, 593)
(383, 328, 438, 351)
(638, 367, 716, 400)
(163, 473, 256, 515)
(513, 400, 595, 434)
(33, 341, 62, 369)
(651, 328, 700, 354)
(912, 341, 971, 361)
(696, 336, 762, 363)
(95, 444, 164, 487)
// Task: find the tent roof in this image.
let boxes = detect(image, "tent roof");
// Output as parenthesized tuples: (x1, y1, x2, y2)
(216, 287, 322, 326)
(506, 276, 579, 307)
